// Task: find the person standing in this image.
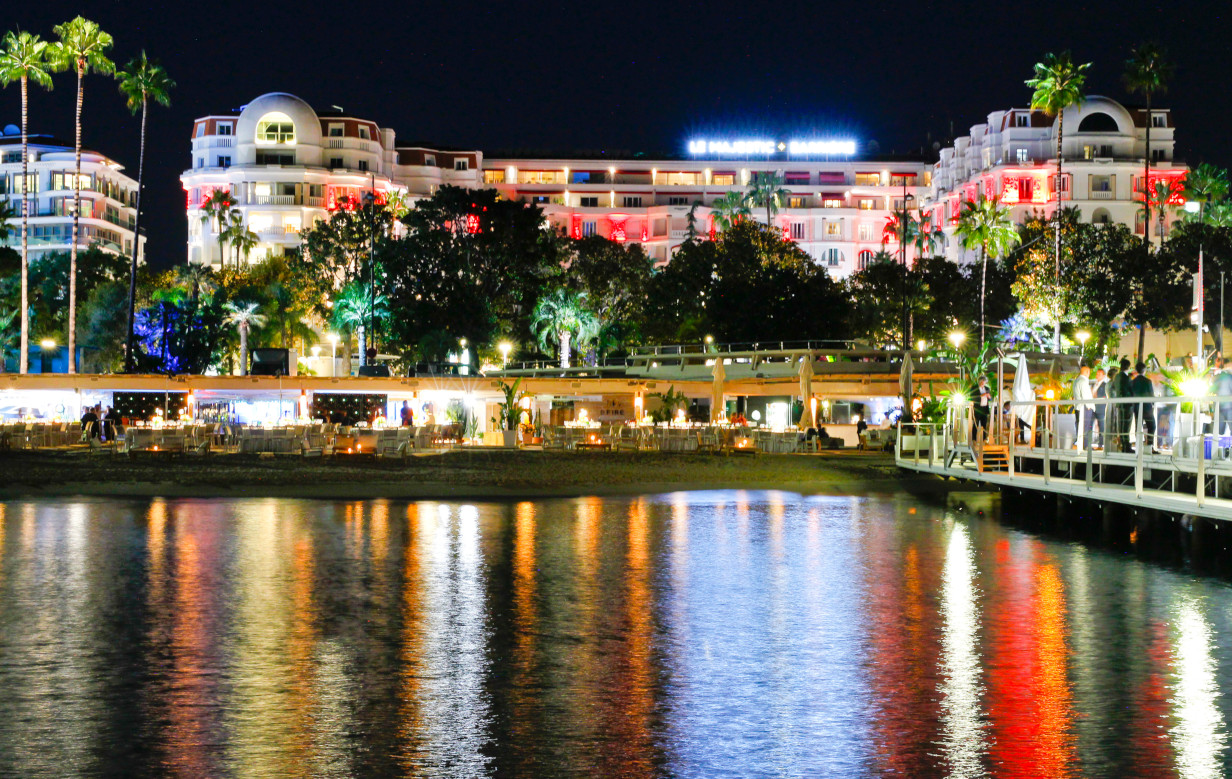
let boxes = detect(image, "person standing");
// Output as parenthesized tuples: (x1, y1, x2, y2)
(1213, 357, 1232, 437)
(1071, 364, 1092, 449)
(1109, 359, 1133, 452)
(1090, 367, 1108, 449)
(974, 375, 992, 442)
(1131, 361, 1157, 452)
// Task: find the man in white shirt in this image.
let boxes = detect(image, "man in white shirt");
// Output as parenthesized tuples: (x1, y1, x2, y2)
(1072, 363, 1093, 449)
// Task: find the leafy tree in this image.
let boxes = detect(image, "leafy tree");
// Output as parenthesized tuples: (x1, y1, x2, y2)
(200, 189, 237, 266)
(117, 51, 173, 372)
(1124, 43, 1173, 244)
(955, 196, 1020, 349)
(915, 255, 976, 344)
(531, 288, 599, 368)
(76, 280, 126, 373)
(0, 30, 53, 373)
(1027, 50, 1090, 351)
(1181, 164, 1230, 225)
(225, 209, 258, 265)
(50, 16, 115, 372)
(0, 306, 16, 371)
(847, 256, 929, 347)
(28, 247, 126, 333)
(1159, 222, 1232, 353)
(566, 236, 654, 347)
(1067, 222, 1143, 353)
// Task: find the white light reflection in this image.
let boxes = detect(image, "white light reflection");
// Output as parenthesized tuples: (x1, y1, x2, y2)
(1169, 595, 1227, 779)
(938, 523, 987, 777)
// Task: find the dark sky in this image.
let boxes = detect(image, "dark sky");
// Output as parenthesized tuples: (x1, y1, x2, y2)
(7, 0, 1232, 268)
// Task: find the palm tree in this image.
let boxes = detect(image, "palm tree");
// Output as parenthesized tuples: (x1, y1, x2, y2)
(175, 263, 217, 303)
(331, 281, 389, 364)
(709, 191, 750, 233)
(1124, 43, 1173, 246)
(223, 301, 266, 376)
(913, 211, 945, 258)
(745, 171, 790, 226)
(1027, 50, 1090, 353)
(0, 307, 16, 372)
(1142, 178, 1185, 239)
(200, 189, 237, 266)
(0, 30, 54, 374)
(117, 51, 173, 373)
(530, 288, 600, 369)
(1181, 163, 1230, 225)
(881, 209, 918, 251)
(225, 209, 258, 265)
(955, 196, 1020, 350)
(50, 17, 114, 373)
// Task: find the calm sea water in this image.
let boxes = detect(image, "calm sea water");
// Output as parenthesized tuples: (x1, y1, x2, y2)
(0, 492, 1230, 778)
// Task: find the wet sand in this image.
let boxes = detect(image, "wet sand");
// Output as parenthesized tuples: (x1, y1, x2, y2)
(0, 449, 975, 500)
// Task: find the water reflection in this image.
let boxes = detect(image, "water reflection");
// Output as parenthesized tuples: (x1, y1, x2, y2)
(3, 493, 1232, 776)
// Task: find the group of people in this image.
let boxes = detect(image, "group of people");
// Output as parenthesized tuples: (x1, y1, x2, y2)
(1070, 358, 1160, 452)
(79, 404, 122, 442)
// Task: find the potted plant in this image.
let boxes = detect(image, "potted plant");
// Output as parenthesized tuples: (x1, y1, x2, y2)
(495, 378, 526, 448)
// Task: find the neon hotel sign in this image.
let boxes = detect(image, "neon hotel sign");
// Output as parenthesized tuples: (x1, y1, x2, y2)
(686, 139, 857, 156)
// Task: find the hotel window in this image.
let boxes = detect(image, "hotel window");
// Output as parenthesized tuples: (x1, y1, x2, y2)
(483, 170, 506, 184)
(712, 173, 735, 185)
(824, 248, 842, 267)
(454, 158, 469, 171)
(623, 196, 642, 207)
(582, 221, 597, 237)
(255, 113, 295, 144)
(329, 125, 343, 137)
(580, 196, 599, 207)
(217, 156, 231, 168)
(825, 221, 841, 237)
(982, 150, 992, 168)
(1152, 113, 1166, 128)
(424, 154, 436, 167)
(330, 157, 343, 169)
(256, 151, 295, 165)
(890, 174, 917, 187)
(790, 222, 805, 240)
(1016, 113, 1029, 127)
(854, 173, 880, 186)
(217, 123, 233, 136)
(858, 249, 875, 269)
(194, 123, 205, 138)
(9, 173, 37, 193)
(358, 126, 370, 140)
(822, 198, 844, 208)
(531, 195, 550, 204)
(663, 172, 701, 186)
(51, 172, 90, 191)
(1090, 174, 1112, 193)
(668, 196, 690, 206)
(1015, 148, 1029, 163)
(1152, 149, 1167, 162)
(518, 171, 565, 184)
(857, 223, 873, 241)
(785, 173, 810, 185)
(787, 196, 806, 209)
(572, 171, 591, 184)
(358, 160, 369, 172)
(857, 198, 876, 210)
(652, 217, 667, 237)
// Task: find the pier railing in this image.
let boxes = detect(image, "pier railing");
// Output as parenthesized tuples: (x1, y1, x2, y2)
(897, 394, 1232, 518)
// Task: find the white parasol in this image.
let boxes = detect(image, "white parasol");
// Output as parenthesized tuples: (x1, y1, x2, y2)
(1011, 353, 1035, 434)
(798, 355, 814, 428)
(711, 357, 726, 422)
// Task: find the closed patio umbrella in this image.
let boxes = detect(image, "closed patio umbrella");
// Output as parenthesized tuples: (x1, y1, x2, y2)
(798, 355, 814, 428)
(711, 357, 726, 423)
(1011, 354, 1035, 438)
(899, 351, 914, 419)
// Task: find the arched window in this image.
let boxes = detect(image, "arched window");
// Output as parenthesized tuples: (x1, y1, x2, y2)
(256, 112, 296, 145)
(1091, 207, 1111, 225)
(824, 248, 844, 267)
(1077, 112, 1118, 133)
(858, 249, 875, 269)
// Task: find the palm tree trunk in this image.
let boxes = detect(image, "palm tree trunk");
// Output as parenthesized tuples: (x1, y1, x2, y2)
(357, 325, 366, 366)
(560, 330, 571, 369)
(1138, 323, 1147, 364)
(1053, 111, 1064, 354)
(239, 323, 248, 376)
(68, 63, 84, 374)
(1143, 95, 1152, 245)
(18, 75, 29, 374)
(125, 95, 148, 374)
(980, 245, 988, 351)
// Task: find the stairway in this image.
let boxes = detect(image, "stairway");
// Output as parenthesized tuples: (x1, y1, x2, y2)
(978, 445, 1009, 473)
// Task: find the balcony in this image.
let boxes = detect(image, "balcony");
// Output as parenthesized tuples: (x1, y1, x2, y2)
(1089, 190, 1114, 200)
(253, 195, 295, 205)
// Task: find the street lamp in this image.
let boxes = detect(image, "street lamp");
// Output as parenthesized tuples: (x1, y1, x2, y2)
(327, 333, 339, 376)
(916, 339, 927, 353)
(704, 334, 714, 353)
(1076, 330, 1090, 356)
(948, 331, 965, 349)
(39, 338, 56, 374)
(498, 341, 512, 369)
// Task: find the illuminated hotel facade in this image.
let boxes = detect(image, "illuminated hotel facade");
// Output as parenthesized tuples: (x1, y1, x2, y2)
(924, 95, 1185, 263)
(0, 126, 143, 259)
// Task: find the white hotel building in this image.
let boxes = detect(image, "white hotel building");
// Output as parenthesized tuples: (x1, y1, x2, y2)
(183, 93, 933, 275)
(925, 95, 1185, 263)
(0, 125, 142, 259)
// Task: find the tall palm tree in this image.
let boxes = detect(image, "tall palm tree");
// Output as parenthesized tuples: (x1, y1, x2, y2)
(0, 30, 54, 374)
(1181, 163, 1230, 225)
(200, 189, 237, 267)
(881, 209, 918, 251)
(1124, 43, 1173, 245)
(331, 281, 388, 364)
(709, 191, 750, 233)
(745, 171, 790, 227)
(0, 307, 16, 373)
(175, 262, 217, 303)
(50, 16, 114, 373)
(530, 288, 600, 369)
(1027, 50, 1090, 353)
(955, 196, 1020, 350)
(913, 211, 945, 258)
(117, 51, 173, 373)
(223, 301, 266, 376)
(225, 209, 258, 265)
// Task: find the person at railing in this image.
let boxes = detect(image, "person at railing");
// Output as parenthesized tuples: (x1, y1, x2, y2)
(1215, 357, 1232, 437)
(1130, 361, 1156, 453)
(1090, 368, 1108, 449)
(1109, 359, 1133, 452)
(1072, 363, 1092, 449)
(974, 376, 992, 442)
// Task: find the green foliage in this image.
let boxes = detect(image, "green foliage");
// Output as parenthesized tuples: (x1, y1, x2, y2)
(649, 385, 688, 423)
(495, 377, 525, 430)
(531, 288, 600, 366)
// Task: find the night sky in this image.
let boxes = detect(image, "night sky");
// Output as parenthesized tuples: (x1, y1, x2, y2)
(6, 0, 1231, 269)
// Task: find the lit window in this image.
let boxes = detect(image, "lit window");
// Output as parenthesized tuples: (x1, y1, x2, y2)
(713, 174, 735, 185)
(483, 170, 506, 184)
(823, 198, 844, 208)
(255, 112, 296, 145)
(1016, 148, 1029, 163)
(788, 196, 806, 208)
(857, 223, 873, 241)
(855, 173, 880, 186)
(826, 221, 841, 236)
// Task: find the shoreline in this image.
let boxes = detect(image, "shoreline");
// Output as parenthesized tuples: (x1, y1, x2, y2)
(0, 450, 982, 502)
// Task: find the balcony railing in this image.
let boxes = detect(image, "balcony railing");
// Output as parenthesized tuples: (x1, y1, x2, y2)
(253, 195, 295, 205)
(1089, 190, 1114, 200)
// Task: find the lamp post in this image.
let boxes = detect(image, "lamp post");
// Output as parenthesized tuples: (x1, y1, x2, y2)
(704, 334, 714, 353)
(949, 331, 966, 383)
(39, 338, 55, 374)
(459, 337, 469, 375)
(1077, 330, 1089, 358)
(499, 341, 512, 369)
(327, 333, 339, 377)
